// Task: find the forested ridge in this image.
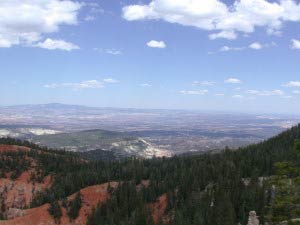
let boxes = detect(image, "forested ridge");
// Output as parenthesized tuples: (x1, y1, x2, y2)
(1, 124, 300, 224)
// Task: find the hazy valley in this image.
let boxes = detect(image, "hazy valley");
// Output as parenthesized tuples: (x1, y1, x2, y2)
(0, 104, 299, 158)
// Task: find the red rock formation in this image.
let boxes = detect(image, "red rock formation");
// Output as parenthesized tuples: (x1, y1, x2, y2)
(0, 182, 119, 225)
(0, 172, 52, 218)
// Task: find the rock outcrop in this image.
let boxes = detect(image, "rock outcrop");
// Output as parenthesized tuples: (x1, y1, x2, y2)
(6, 208, 25, 220)
(247, 211, 259, 225)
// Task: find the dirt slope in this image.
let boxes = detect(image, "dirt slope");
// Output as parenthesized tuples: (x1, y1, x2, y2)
(0, 145, 30, 153)
(150, 194, 169, 224)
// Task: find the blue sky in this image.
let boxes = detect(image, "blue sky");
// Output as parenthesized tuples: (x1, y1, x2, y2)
(0, 0, 300, 113)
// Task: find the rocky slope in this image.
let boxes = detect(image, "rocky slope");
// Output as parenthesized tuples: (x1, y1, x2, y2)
(0, 143, 168, 224)
(0, 172, 51, 219)
(0, 182, 118, 225)
(0, 145, 53, 219)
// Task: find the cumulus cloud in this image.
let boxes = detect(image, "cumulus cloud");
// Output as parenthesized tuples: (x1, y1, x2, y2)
(147, 40, 166, 48)
(293, 90, 300, 94)
(123, 0, 300, 39)
(249, 42, 263, 50)
(0, 0, 82, 48)
(246, 89, 284, 96)
(282, 81, 300, 87)
(180, 90, 208, 95)
(290, 39, 300, 49)
(209, 31, 237, 40)
(35, 39, 79, 51)
(225, 78, 242, 84)
(251, 41, 277, 49)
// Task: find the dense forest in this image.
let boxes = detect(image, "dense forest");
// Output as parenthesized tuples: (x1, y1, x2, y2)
(1, 124, 300, 224)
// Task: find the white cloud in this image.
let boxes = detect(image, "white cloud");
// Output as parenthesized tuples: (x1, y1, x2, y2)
(44, 78, 119, 90)
(44, 80, 104, 90)
(249, 42, 263, 50)
(220, 46, 245, 52)
(246, 89, 284, 96)
(84, 2, 105, 22)
(105, 49, 122, 55)
(283, 81, 300, 87)
(103, 78, 120, 83)
(290, 39, 300, 49)
(215, 93, 225, 96)
(0, 0, 82, 48)
(0, 38, 13, 48)
(140, 83, 152, 87)
(147, 40, 166, 48)
(220, 41, 276, 52)
(86, 2, 105, 14)
(225, 78, 242, 84)
(35, 38, 79, 51)
(123, 0, 300, 39)
(232, 95, 244, 98)
(180, 90, 208, 95)
(94, 48, 122, 55)
(209, 31, 237, 40)
(293, 90, 300, 94)
(193, 81, 216, 86)
(84, 15, 96, 21)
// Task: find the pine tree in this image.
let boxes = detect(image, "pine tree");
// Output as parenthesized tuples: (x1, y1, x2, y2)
(294, 139, 300, 158)
(48, 200, 62, 223)
(67, 192, 82, 220)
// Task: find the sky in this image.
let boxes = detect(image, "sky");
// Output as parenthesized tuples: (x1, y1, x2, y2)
(0, 0, 300, 114)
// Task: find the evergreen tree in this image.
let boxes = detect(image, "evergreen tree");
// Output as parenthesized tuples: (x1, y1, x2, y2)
(294, 139, 300, 158)
(48, 200, 62, 223)
(67, 192, 82, 220)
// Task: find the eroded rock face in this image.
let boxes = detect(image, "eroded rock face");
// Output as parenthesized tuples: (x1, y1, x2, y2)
(0, 172, 51, 220)
(6, 208, 25, 220)
(248, 211, 259, 225)
(2, 182, 118, 225)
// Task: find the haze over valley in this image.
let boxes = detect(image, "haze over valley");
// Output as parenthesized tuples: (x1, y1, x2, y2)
(0, 103, 299, 157)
